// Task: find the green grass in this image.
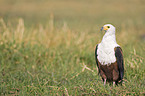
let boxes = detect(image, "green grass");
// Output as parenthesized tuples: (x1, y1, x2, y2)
(0, 0, 145, 95)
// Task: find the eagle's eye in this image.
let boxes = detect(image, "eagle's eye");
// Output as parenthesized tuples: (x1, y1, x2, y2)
(107, 26, 110, 28)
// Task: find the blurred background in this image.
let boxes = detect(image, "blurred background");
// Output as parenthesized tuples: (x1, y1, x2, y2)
(0, 0, 145, 29)
(0, 0, 145, 48)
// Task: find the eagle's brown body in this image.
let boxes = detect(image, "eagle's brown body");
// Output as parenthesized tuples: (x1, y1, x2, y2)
(98, 61, 119, 82)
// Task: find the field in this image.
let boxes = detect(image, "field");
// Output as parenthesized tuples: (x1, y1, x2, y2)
(0, 0, 145, 95)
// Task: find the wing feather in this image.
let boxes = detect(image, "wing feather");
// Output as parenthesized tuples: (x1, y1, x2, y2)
(115, 47, 124, 80)
(95, 44, 100, 73)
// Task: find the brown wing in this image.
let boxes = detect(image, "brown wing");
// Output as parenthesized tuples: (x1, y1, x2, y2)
(115, 47, 124, 80)
(95, 44, 100, 74)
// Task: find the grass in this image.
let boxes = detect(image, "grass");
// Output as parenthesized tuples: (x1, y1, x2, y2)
(0, 0, 145, 95)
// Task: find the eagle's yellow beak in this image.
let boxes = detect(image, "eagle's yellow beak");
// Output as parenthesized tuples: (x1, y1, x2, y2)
(101, 26, 109, 31)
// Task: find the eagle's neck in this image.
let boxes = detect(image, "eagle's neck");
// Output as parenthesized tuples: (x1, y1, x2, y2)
(101, 31, 117, 45)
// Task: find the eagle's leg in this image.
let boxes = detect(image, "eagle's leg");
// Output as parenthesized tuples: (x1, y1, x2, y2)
(113, 81, 115, 86)
(100, 70, 107, 85)
(113, 68, 119, 86)
(104, 79, 106, 85)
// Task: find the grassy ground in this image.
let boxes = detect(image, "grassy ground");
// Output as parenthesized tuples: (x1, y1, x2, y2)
(0, 0, 145, 95)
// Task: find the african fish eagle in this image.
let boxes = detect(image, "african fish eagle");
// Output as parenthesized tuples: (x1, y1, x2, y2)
(95, 24, 124, 85)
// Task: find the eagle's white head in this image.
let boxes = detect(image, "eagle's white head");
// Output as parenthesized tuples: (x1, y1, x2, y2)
(101, 24, 116, 36)
(100, 24, 116, 43)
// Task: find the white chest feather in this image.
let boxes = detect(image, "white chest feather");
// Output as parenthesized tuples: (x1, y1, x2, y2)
(97, 34, 119, 65)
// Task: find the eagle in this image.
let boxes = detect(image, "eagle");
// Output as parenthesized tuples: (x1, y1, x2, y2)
(95, 24, 124, 85)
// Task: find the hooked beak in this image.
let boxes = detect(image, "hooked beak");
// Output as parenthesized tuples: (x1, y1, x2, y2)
(101, 26, 108, 31)
(101, 27, 104, 31)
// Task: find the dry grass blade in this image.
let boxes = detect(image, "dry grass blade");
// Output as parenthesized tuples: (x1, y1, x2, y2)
(64, 87, 69, 96)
